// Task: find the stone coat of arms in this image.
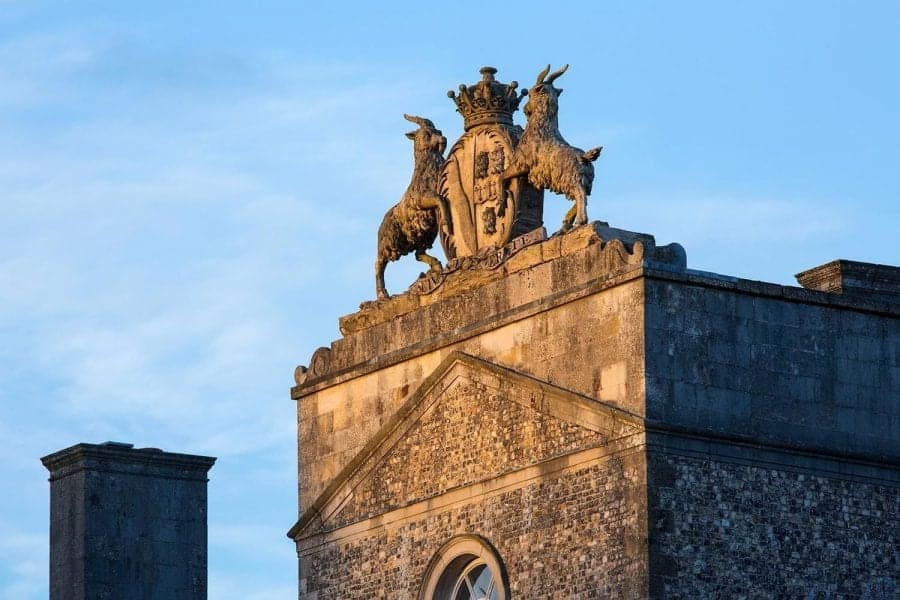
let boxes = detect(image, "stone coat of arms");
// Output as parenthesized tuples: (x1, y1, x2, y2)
(440, 67, 543, 260)
(373, 64, 602, 299)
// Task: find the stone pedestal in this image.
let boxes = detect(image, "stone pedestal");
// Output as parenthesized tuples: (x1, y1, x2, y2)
(289, 223, 899, 598)
(41, 442, 216, 600)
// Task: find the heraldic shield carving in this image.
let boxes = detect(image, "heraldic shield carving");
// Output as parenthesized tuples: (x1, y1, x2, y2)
(440, 67, 544, 259)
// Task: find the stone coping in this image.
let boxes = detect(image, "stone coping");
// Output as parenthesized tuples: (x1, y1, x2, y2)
(293, 262, 899, 401)
(41, 442, 216, 482)
(339, 222, 684, 336)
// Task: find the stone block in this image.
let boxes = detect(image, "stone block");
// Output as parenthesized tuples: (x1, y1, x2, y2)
(503, 241, 544, 274)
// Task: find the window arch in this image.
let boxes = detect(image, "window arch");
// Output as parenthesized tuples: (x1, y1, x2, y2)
(419, 535, 508, 600)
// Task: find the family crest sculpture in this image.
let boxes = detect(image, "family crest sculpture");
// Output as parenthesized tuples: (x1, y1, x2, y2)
(374, 65, 602, 299)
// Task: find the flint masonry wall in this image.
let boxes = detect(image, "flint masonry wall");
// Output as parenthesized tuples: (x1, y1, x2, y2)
(296, 372, 649, 598)
(302, 449, 648, 598)
(646, 440, 897, 598)
(42, 442, 215, 600)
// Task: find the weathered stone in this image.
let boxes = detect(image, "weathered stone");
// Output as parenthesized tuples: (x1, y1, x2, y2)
(442, 67, 543, 258)
(375, 115, 451, 300)
(42, 442, 215, 600)
(796, 258, 900, 304)
(375, 64, 613, 300)
(497, 64, 602, 232)
(330, 223, 678, 340)
(502, 238, 543, 274)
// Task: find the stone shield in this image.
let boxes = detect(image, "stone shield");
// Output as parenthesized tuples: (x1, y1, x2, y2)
(439, 123, 543, 260)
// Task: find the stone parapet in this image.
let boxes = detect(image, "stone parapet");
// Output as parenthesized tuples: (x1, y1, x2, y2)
(41, 441, 216, 482)
(294, 222, 686, 397)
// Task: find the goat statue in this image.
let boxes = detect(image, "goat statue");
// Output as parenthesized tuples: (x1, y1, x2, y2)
(375, 114, 452, 300)
(498, 64, 602, 232)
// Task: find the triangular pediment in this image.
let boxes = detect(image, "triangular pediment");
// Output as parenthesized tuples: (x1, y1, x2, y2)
(288, 352, 642, 541)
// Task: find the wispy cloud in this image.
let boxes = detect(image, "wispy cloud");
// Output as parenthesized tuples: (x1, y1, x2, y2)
(0, 24, 426, 598)
(0, 521, 45, 600)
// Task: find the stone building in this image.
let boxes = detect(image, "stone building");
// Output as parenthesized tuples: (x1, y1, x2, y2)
(288, 223, 899, 598)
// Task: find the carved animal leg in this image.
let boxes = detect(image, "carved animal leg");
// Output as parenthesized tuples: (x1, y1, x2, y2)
(420, 193, 453, 236)
(496, 177, 509, 218)
(375, 258, 389, 300)
(497, 168, 527, 218)
(415, 250, 442, 273)
(573, 188, 588, 227)
(561, 203, 578, 232)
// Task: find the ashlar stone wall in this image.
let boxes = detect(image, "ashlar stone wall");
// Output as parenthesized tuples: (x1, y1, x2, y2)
(644, 272, 899, 461)
(42, 443, 215, 600)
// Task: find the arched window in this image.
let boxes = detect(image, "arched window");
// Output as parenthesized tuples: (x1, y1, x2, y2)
(419, 535, 507, 600)
(448, 559, 498, 599)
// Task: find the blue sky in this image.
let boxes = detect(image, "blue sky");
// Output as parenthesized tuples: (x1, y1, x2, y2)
(1, 1, 898, 597)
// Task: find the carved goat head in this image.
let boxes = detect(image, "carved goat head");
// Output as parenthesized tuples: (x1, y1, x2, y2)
(403, 114, 447, 155)
(523, 64, 568, 119)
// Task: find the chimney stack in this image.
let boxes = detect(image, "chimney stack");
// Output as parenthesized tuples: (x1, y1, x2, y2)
(41, 442, 216, 600)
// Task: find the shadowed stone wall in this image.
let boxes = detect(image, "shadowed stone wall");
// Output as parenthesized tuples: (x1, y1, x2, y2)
(644, 273, 899, 461)
(42, 442, 216, 600)
(646, 437, 897, 598)
(642, 272, 899, 597)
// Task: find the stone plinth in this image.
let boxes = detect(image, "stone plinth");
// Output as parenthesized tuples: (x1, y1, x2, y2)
(41, 442, 216, 600)
(290, 223, 899, 598)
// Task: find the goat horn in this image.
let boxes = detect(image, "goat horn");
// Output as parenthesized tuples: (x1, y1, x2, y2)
(535, 65, 551, 84)
(403, 114, 426, 127)
(546, 64, 569, 83)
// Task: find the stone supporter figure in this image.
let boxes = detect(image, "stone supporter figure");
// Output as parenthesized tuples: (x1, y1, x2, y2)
(498, 64, 602, 232)
(375, 114, 452, 300)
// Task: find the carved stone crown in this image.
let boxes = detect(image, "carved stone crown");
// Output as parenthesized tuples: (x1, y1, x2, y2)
(448, 66, 523, 130)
